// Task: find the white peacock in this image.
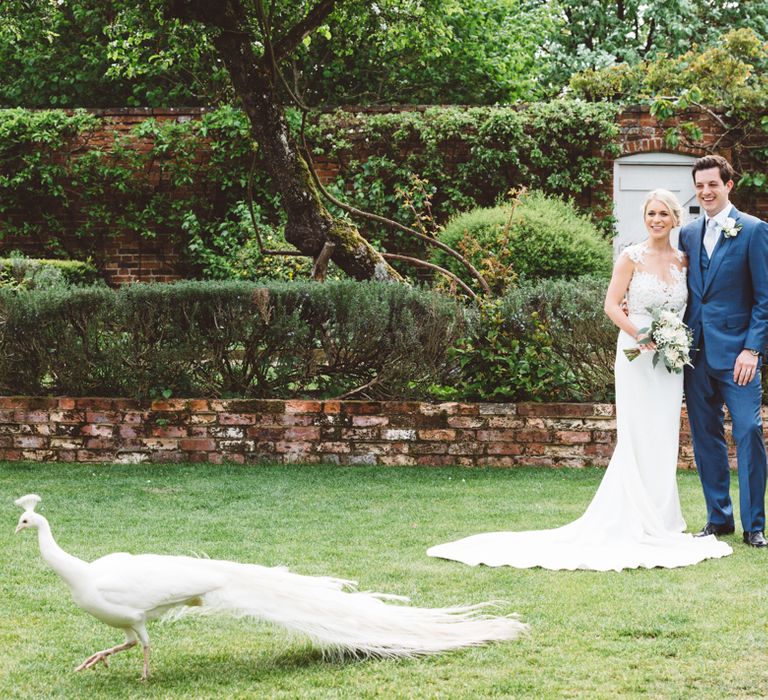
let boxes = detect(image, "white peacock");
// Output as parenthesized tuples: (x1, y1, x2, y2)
(14, 494, 527, 680)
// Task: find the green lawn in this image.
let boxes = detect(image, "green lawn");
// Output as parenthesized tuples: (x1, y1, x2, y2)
(2, 462, 767, 699)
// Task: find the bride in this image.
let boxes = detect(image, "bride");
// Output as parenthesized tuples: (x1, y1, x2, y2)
(428, 190, 733, 571)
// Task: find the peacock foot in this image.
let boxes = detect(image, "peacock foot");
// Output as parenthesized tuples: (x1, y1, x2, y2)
(75, 639, 137, 674)
(75, 650, 112, 672)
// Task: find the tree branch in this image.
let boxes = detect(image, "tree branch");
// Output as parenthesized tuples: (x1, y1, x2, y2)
(312, 241, 336, 281)
(272, 0, 338, 62)
(381, 254, 478, 300)
(299, 116, 491, 295)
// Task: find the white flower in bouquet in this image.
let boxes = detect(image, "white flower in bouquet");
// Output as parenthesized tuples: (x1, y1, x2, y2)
(624, 306, 694, 373)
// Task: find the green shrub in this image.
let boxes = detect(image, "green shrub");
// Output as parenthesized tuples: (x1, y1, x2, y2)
(0, 280, 463, 399)
(431, 192, 612, 293)
(429, 276, 615, 402)
(500, 276, 615, 402)
(0, 257, 101, 289)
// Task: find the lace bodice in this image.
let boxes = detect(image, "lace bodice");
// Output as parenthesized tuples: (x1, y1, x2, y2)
(621, 243, 687, 317)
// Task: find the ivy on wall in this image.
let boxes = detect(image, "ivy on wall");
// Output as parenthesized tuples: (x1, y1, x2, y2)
(0, 101, 621, 276)
(307, 100, 622, 246)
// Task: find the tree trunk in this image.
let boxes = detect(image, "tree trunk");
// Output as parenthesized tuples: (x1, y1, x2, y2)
(167, 0, 402, 282)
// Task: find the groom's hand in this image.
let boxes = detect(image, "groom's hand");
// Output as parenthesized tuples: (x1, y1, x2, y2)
(734, 350, 759, 386)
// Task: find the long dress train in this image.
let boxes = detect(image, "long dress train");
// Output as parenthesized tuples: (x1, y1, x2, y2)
(427, 244, 732, 571)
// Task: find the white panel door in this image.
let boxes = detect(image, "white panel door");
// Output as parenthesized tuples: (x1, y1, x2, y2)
(613, 153, 698, 255)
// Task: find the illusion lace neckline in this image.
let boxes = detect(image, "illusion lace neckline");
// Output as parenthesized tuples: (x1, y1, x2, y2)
(623, 242, 686, 287)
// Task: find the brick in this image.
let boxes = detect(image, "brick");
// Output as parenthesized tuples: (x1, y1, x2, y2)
(477, 429, 518, 442)
(191, 413, 217, 425)
(138, 438, 179, 451)
(81, 424, 114, 438)
(382, 428, 416, 441)
(478, 403, 516, 415)
(49, 410, 86, 423)
(13, 436, 47, 449)
(50, 437, 84, 449)
(149, 399, 187, 411)
(346, 454, 377, 465)
(486, 443, 524, 456)
(446, 416, 485, 429)
(351, 415, 389, 427)
(219, 413, 255, 425)
(418, 429, 456, 441)
(85, 438, 116, 450)
(151, 426, 188, 438)
(17, 410, 49, 423)
(285, 400, 323, 413)
(77, 450, 117, 462)
(447, 442, 484, 456)
(283, 427, 321, 440)
(180, 438, 216, 451)
(516, 430, 551, 443)
(274, 441, 313, 455)
(517, 403, 594, 417)
(85, 411, 118, 424)
(409, 442, 449, 455)
(554, 431, 591, 444)
(218, 439, 255, 452)
(416, 455, 456, 466)
(341, 402, 382, 415)
(379, 454, 417, 466)
(316, 441, 352, 454)
(419, 402, 459, 416)
(115, 451, 151, 464)
(341, 427, 380, 441)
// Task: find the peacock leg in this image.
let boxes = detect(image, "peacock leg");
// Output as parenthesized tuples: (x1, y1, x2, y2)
(141, 644, 151, 680)
(74, 639, 137, 673)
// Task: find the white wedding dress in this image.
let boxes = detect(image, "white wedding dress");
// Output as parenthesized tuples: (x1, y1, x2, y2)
(428, 243, 733, 571)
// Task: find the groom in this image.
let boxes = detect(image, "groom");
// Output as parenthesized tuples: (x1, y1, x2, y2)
(679, 155, 768, 547)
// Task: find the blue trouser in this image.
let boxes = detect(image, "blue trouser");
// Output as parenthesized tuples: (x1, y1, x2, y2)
(684, 349, 767, 533)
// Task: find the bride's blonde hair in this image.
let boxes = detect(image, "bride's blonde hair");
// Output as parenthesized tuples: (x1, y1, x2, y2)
(643, 189, 683, 227)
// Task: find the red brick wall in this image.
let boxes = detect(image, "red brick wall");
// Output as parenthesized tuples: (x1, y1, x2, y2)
(608, 105, 768, 217)
(5, 105, 764, 284)
(0, 396, 742, 469)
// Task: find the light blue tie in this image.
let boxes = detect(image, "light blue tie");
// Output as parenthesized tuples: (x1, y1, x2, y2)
(703, 218, 719, 258)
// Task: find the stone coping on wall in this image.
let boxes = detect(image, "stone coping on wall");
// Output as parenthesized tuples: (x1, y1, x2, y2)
(0, 397, 737, 468)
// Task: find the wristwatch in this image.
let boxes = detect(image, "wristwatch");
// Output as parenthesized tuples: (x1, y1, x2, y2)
(747, 348, 761, 356)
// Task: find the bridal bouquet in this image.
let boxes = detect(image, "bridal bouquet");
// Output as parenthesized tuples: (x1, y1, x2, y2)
(624, 308, 693, 373)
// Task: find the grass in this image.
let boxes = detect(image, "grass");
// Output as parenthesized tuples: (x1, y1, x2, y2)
(2, 462, 768, 699)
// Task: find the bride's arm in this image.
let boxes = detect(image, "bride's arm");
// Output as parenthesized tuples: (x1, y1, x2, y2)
(603, 254, 648, 343)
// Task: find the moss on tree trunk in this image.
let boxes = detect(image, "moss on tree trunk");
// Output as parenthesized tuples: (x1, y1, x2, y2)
(167, 0, 403, 282)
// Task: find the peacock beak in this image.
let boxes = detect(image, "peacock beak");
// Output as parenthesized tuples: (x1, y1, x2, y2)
(14, 523, 25, 534)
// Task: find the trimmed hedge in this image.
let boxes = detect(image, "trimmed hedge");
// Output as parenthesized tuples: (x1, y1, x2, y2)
(0, 257, 101, 289)
(0, 280, 464, 399)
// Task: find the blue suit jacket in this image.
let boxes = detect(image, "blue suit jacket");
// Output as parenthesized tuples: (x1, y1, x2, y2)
(679, 206, 768, 371)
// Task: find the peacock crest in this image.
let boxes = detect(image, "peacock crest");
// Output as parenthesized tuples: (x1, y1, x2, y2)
(15, 494, 41, 512)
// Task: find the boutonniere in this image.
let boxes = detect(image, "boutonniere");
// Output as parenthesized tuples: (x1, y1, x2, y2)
(722, 217, 742, 239)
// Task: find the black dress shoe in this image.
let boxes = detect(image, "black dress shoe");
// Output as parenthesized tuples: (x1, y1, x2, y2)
(695, 522, 735, 537)
(743, 531, 768, 547)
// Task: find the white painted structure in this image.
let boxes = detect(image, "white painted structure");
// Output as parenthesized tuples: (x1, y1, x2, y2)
(613, 152, 699, 255)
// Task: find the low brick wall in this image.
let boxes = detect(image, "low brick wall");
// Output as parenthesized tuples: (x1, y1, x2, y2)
(0, 397, 727, 468)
